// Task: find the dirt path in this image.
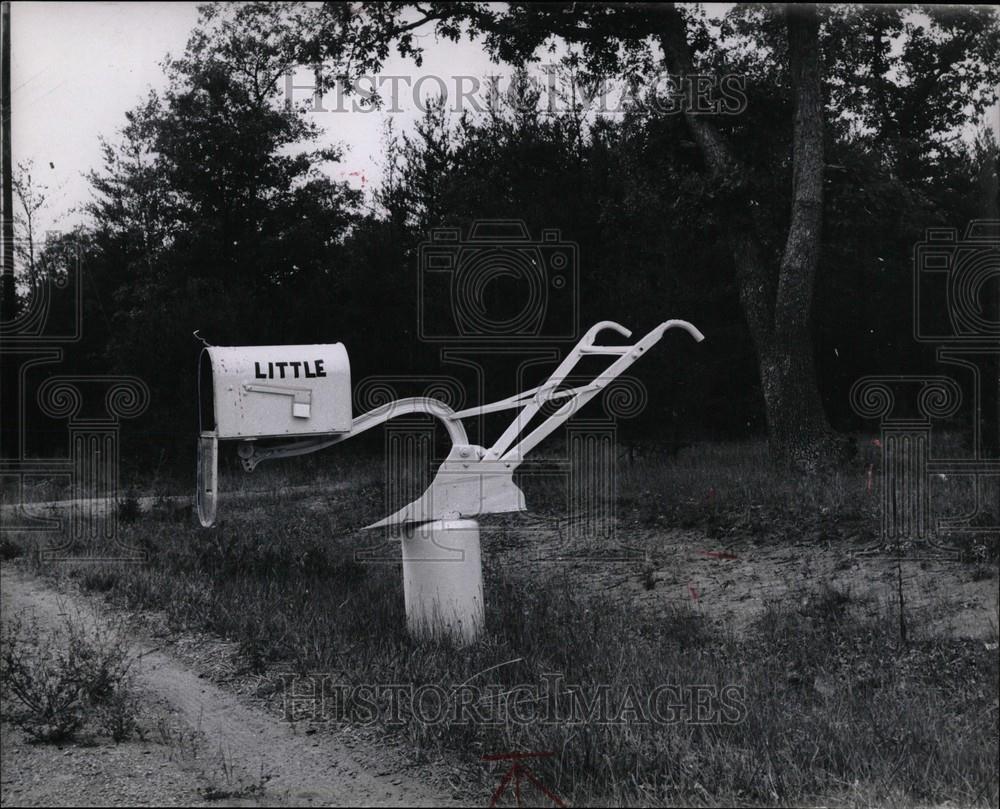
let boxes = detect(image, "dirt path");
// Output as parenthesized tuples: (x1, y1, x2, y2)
(1, 567, 463, 807)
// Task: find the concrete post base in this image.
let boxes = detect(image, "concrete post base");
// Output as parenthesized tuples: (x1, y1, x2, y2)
(401, 518, 484, 644)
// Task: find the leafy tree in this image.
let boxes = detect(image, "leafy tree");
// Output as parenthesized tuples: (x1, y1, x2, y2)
(306, 1, 1000, 469)
(36, 1, 996, 475)
(83, 2, 360, 462)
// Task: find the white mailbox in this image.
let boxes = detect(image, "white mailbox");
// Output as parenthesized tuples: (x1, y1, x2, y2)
(201, 344, 351, 439)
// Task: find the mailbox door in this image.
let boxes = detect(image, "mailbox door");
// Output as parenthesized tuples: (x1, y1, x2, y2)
(205, 344, 351, 438)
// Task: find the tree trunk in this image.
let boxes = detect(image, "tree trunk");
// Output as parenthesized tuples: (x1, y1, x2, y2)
(660, 3, 837, 470)
(1, 1, 18, 463)
(766, 3, 837, 469)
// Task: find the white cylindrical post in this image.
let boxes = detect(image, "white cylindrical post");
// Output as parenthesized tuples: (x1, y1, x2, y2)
(401, 518, 484, 645)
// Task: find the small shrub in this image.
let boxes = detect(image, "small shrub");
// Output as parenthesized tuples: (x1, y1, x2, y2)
(1, 616, 87, 742)
(79, 567, 119, 594)
(118, 493, 142, 524)
(640, 565, 656, 590)
(969, 564, 994, 582)
(95, 685, 141, 742)
(236, 634, 268, 675)
(199, 747, 271, 801)
(0, 611, 138, 743)
(0, 538, 24, 561)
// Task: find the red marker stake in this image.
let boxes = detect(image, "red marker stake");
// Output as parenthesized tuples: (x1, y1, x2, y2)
(700, 550, 738, 560)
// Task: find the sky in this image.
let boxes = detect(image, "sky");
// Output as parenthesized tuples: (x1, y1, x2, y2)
(11, 2, 197, 230)
(9, 2, 1000, 235)
(10, 1, 506, 233)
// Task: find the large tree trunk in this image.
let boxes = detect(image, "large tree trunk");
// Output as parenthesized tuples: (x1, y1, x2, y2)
(660, 3, 837, 470)
(764, 4, 837, 469)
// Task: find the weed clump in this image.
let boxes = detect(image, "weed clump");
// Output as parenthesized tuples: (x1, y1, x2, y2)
(0, 610, 140, 743)
(118, 493, 142, 524)
(0, 538, 24, 561)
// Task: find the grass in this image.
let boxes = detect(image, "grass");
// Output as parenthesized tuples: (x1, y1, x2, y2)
(198, 744, 272, 802)
(3, 438, 998, 806)
(609, 438, 998, 560)
(614, 440, 869, 536)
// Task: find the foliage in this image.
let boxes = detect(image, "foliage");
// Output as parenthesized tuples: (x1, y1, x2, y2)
(72, 2, 361, 468)
(19, 2, 1000, 471)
